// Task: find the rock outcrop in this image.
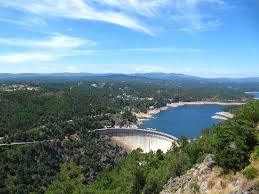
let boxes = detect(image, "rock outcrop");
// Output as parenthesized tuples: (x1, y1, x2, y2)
(160, 154, 258, 194)
(161, 154, 215, 194)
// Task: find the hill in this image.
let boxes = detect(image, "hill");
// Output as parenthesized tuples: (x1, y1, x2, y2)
(0, 73, 259, 83)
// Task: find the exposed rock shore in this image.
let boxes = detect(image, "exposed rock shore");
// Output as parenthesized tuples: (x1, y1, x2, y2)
(211, 111, 234, 120)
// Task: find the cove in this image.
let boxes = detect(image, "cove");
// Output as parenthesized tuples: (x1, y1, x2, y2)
(245, 92, 259, 99)
(139, 104, 228, 139)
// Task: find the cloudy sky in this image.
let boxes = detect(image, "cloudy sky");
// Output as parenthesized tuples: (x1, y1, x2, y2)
(0, 0, 258, 77)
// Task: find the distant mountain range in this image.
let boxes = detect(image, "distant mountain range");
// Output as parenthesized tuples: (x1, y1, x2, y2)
(0, 72, 258, 83)
(132, 73, 259, 83)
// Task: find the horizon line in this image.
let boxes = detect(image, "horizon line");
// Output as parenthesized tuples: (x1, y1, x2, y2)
(0, 72, 259, 79)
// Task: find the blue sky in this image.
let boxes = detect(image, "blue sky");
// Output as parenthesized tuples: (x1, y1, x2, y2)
(0, 0, 258, 77)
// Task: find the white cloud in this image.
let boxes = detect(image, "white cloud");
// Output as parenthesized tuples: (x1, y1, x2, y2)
(73, 47, 207, 56)
(0, 16, 46, 26)
(168, 0, 226, 32)
(0, 33, 97, 63)
(65, 65, 79, 73)
(134, 65, 174, 73)
(117, 47, 206, 53)
(0, 0, 153, 35)
(0, 34, 95, 49)
(0, 45, 205, 64)
(0, 52, 57, 63)
(184, 67, 192, 73)
(0, 0, 227, 34)
(39, 65, 56, 72)
(184, 0, 225, 5)
(96, 0, 169, 17)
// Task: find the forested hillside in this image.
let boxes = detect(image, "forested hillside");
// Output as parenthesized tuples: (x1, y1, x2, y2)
(72, 81, 249, 113)
(0, 88, 130, 194)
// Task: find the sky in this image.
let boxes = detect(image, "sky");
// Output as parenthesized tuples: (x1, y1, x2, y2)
(0, 0, 258, 78)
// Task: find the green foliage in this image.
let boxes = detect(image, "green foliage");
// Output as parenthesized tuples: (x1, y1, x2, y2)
(46, 162, 86, 194)
(0, 89, 126, 194)
(254, 182, 259, 192)
(122, 109, 137, 123)
(235, 101, 259, 123)
(0, 89, 125, 194)
(86, 134, 212, 194)
(243, 166, 258, 180)
(0, 81, 258, 194)
(87, 101, 259, 193)
(0, 90, 120, 138)
(190, 182, 200, 193)
(0, 135, 124, 194)
(73, 80, 249, 114)
(213, 120, 257, 171)
(0, 143, 61, 194)
(251, 146, 259, 160)
(212, 101, 259, 172)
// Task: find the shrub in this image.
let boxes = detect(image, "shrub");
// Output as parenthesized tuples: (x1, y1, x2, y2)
(243, 166, 258, 180)
(190, 182, 200, 193)
(251, 146, 259, 160)
(214, 120, 257, 172)
(254, 181, 259, 191)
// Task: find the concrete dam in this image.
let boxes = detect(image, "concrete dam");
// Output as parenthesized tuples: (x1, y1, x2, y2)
(95, 128, 178, 153)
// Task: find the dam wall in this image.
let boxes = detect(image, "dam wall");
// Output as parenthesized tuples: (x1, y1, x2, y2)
(95, 128, 178, 153)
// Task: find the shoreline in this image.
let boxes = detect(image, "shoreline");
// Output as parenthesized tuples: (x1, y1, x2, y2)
(245, 91, 259, 93)
(211, 111, 234, 120)
(134, 101, 245, 125)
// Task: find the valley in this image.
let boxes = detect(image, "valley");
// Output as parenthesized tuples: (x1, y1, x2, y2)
(0, 74, 258, 193)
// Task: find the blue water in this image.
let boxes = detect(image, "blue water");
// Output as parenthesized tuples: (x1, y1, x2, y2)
(139, 105, 227, 138)
(245, 92, 259, 99)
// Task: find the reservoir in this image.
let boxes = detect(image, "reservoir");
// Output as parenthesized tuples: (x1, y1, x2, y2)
(245, 92, 259, 99)
(139, 104, 228, 139)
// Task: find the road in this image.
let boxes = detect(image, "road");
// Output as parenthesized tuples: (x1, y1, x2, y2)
(0, 140, 52, 147)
